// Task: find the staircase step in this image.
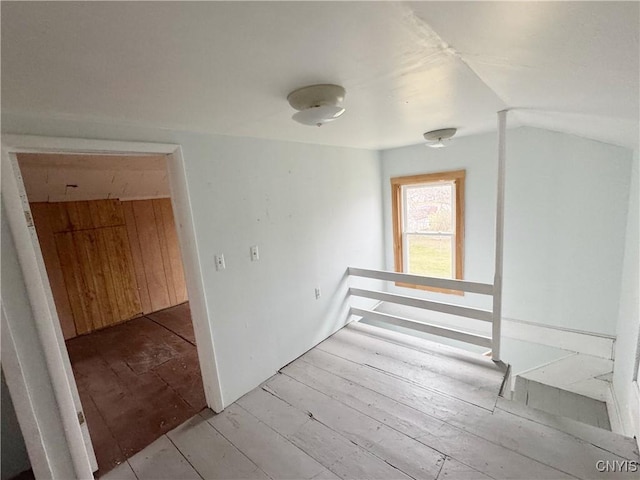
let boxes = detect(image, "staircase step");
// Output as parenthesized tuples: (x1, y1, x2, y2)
(514, 376, 611, 430)
(518, 353, 614, 403)
(496, 397, 639, 461)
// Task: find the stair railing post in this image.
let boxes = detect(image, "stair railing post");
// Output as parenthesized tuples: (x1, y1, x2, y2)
(493, 110, 508, 362)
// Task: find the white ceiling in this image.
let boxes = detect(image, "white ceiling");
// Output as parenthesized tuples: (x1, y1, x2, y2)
(17, 153, 170, 203)
(2, 2, 638, 150)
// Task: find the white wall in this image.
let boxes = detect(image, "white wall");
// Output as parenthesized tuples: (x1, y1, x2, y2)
(380, 126, 633, 337)
(1, 112, 384, 408)
(613, 149, 640, 438)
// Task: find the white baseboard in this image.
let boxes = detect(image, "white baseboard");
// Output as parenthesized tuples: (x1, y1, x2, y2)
(606, 381, 625, 435)
(502, 317, 615, 360)
(633, 382, 640, 451)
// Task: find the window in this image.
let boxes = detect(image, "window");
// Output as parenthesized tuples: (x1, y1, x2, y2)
(391, 170, 465, 293)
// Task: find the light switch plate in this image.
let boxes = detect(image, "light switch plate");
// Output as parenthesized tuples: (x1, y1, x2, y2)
(215, 254, 226, 271)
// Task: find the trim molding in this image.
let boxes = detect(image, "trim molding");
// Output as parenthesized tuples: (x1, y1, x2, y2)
(502, 317, 615, 360)
(1, 134, 225, 478)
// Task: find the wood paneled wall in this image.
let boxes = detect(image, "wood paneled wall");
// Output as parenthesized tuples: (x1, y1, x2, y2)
(124, 199, 188, 314)
(31, 198, 187, 339)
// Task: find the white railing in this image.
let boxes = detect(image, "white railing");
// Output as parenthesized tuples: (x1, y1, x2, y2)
(348, 267, 502, 360)
(348, 110, 509, 361)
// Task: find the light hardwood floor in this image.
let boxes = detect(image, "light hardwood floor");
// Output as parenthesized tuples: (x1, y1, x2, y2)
(103, 322, 639, 480)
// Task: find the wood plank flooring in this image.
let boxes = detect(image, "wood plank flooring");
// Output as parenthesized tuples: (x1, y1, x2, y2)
(66, 302, 206, 477)
(104, 322, 639, 480)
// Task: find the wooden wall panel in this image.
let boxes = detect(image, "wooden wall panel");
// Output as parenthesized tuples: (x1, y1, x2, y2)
(156, 199, 188, 304)
(92, 227, 122, 326)
(55, 228, 143, 335)
(30, 198, 186, 338)
(102, 226, 142, 321)
(48, 202, 73, 234)
(49, 199, 125, 233)
(76, 229, 115, 330)
(63, 201, 94, 231)
(154, 200, 177, 306)
(55, 231, 98, 335)
(125, 198, 187, 314)
(89, 199, 125, 228)
(122, 202, 153, 315)
(30, 203, 77, 339)
(131, 200, 171, 312)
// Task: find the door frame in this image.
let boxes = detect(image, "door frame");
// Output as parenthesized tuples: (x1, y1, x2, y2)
(1, 134, 224, 477)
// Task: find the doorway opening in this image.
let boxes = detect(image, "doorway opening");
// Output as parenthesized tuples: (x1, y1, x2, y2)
(17, 152, 206, 475)
(2, 136, 222, 480)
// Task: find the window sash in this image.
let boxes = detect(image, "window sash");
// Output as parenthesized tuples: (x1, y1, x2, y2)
(401, 182, 457, 278)
(390, 169, 465, 293)
(402, 232, 456, 279)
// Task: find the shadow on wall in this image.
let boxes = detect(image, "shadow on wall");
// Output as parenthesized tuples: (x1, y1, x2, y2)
(1, 371, 31, 480)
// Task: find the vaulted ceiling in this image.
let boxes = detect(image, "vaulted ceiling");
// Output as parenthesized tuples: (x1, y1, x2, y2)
(2, 2, 638, 150)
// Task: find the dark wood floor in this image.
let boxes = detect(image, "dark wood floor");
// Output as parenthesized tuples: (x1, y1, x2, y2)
(66, 302, 206, 477)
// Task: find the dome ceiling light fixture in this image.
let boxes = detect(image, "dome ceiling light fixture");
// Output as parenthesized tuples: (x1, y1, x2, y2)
(287, 84, 346, 127)
(424, 128, 457, 148)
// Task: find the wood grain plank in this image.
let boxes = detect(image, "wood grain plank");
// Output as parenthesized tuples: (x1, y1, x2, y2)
(89, 199, 126, 228)
(49, 202, 72, 233)
(71, 230, 108, 330)
(100, 227, 141, 324)
(132, 200, 170, 312)
(298, 348, 486, 422)
(146, 304, 195, 344)
(264, 373, 445, 480)
(436, 457, 492, 480)
(103, 226, 142, 322)
(153, 199, 177, 305)
(158, 199, 187, 303)
(167, 414, 269, 480)
(348, 323, 503, 382)
(348, 322, 501, 370)
(66, 201, 95, 231)
(287, 352, 571, 479)
(319, 328, 499, 410)
(123, 202, 152, 314)
(30, 202, 77, 339)
(55, 232, 94, 334)
(207, 404, 336, 480)
(127, 435, 201, 480)
(237, 387, 414, 480)
(341, 325, 502, 389)
(295, 347, 629, 479)
(495, 397, 639, 460)
(80, 229, 115, 329)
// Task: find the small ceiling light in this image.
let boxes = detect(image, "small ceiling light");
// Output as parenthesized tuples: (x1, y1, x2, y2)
(287, 84, 346, 127)
(424, 128, 457, 148)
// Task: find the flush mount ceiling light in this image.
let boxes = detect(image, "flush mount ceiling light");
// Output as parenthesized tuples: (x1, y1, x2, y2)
(424, 128, 457, 148)
(287, 84, 346, 127)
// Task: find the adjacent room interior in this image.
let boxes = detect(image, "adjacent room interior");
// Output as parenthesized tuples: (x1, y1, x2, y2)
(15, 153, 206, 475)
(1, 2, 639, 480)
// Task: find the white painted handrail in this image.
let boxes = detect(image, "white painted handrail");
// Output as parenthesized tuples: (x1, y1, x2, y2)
(348, 267, 498, 355)
(348, 267, 494, 296)
(350, 308, 492, 348)
(349, 288, 492, 322)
